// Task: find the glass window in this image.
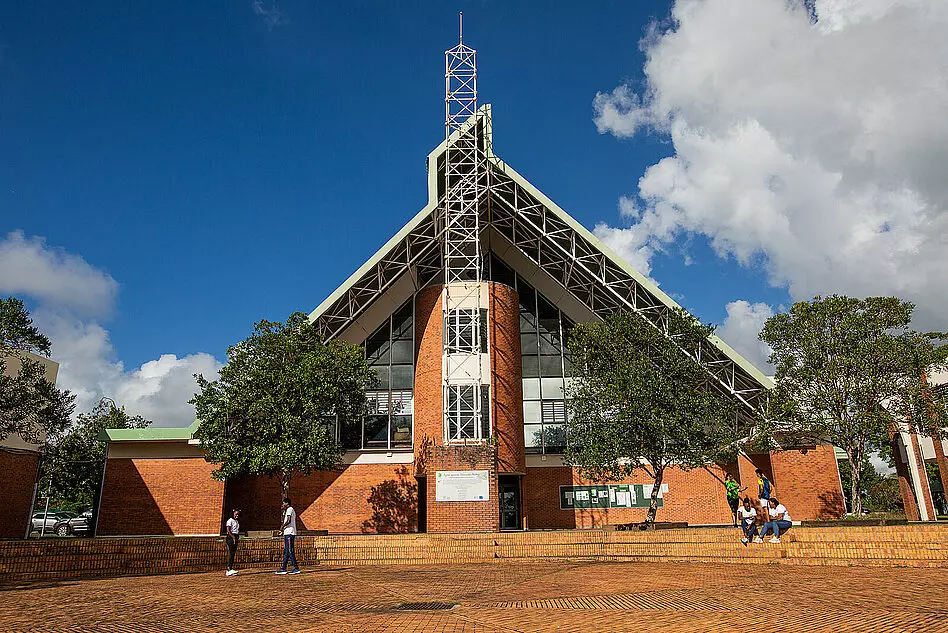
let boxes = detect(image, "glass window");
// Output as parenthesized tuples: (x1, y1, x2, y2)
(390, 364, 413, 390)
(360, 299, 414, 450)
(541, 377, 564, 399)
(524, 424, 543, 454)
(516, 276, 574, 454)
(390, 415, 413, 448)
(480, 385, 491, 439)
(364, 415, 388, 448)
(446, 384, 480, 441)
(539, 354, 564, 377)
(390, 339, 413, 364)
(521, 355, 540, 378)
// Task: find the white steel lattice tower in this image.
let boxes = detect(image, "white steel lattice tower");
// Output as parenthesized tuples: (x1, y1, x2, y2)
(442, 13, 486, 443)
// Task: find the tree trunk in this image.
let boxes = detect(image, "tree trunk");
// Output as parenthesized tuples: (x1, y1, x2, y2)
(849, 456, 863, 516)
(280, 470, 292, 502)
(647, 468, 664, 525)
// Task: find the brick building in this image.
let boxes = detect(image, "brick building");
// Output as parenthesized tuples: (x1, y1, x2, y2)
(1, 352, 60, 539)
(98, 35, 846, 537)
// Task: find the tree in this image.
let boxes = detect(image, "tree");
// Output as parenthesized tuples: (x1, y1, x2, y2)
(759, 296, 948, 515)
(191, 312, 375, 501)
(565, 309, 744, 524)
(837, 457, 902, 514)
(0, 297, 75, 444)
(41, 399, 150, 514)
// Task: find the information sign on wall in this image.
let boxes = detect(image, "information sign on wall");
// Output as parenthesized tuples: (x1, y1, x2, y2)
(435, 470, 490, 502)
(559, 484, 666, 509)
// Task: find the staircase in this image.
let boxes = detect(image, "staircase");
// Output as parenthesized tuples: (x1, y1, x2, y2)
(1, 524, 945, 584)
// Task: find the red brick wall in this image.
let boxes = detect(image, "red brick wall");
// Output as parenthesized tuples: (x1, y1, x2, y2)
(413, 285, 443, 458)
(422, 446, 499, 533)
(0, 450, 38, 539)
(224, 463, 417, 534)
(524, 464, 740, 528)
(489, 282, 524, 475)
(770, 445, 846, 520)
(97, 458, 224, 536)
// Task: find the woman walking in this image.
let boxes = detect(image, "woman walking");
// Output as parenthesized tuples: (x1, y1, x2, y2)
(225, 509, 241, 576)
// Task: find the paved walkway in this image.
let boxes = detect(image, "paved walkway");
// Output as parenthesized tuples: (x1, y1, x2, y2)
(2, 561, 947, 632)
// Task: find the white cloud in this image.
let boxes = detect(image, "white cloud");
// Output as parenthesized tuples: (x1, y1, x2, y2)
(0, 231, 117, 316)
(717, 300, 774, 373)
(594, 0, 948, 331)
(251, 0, 287, 29)
(1, 233, 222, 427)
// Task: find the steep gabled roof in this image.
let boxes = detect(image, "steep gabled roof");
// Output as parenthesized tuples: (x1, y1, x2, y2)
(310, 106, 773, 413)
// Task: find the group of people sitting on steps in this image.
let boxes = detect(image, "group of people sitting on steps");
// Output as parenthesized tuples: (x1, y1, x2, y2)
(725, 469, 793, 545)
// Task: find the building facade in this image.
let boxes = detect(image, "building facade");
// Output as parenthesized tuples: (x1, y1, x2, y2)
(98, 36, 846, 537)
(0, 352, 59, 539)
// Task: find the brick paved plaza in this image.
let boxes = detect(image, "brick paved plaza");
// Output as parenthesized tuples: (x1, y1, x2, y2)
(2, 560, 947, 633)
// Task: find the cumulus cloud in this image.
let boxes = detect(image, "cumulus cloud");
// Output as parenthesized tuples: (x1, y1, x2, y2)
(594, 0, 948, 343)
(716, 300, 775, 374)
(1, 232, 222, 427)
(0, 231, 118, 316)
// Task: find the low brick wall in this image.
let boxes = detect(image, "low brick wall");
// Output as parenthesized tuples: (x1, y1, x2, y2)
(1, 524, 946, 584)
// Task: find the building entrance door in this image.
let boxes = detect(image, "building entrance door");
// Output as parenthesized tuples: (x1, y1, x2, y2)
(499, 476, 521, 530)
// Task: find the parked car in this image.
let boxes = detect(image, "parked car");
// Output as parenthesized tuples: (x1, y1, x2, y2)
(30, 511, 71, 534)
(53, 510, 92, 536)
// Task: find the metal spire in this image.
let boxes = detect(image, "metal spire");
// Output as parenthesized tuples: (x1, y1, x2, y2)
(442, 15, 486, 443)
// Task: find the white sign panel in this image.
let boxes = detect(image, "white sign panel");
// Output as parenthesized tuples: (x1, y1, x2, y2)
(435, 470, 490, 502)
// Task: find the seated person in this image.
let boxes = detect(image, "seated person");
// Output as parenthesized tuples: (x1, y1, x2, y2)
(736, 497, 757, 545)
(759, 498, 792, 543)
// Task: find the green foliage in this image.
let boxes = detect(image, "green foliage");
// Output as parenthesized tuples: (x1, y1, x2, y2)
(565, 308, 744, 523)
(0, 297, 75, 443)
(759, 295, 948, 514)
(191, 312, 375, 498)
(40, 399, 150, 512)
(838, 458, 902, 514)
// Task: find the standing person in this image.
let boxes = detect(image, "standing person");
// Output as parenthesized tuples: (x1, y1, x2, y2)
(724, 473, 745, 526)
(736, 497, 757, 545)
(276, 497, 300, 575)
(760, 498, 792, 543)
(225, 509, 241, 576)
(756, 469, 773, 513)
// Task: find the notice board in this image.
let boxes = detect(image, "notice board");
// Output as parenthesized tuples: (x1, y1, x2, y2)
(559, 484, 667, 509)
(435, 470, 490, 502)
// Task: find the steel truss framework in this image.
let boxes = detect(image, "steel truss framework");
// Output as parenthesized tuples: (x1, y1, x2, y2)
(311, 109, 771, 418)
(441, 17, 486, 442)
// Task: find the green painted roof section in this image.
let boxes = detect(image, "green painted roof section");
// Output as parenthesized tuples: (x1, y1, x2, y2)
(102, 419, 200, 442)
(308, 105, 774, 391)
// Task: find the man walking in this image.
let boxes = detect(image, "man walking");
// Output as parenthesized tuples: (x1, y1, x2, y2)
(225, 509, 241, 576)
(276, 497, 300, 575)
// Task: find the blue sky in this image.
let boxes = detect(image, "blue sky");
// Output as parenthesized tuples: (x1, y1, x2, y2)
(6, 1, 942, 425)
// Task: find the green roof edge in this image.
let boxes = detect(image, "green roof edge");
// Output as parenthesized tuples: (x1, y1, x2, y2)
(102, 419, 201, 442)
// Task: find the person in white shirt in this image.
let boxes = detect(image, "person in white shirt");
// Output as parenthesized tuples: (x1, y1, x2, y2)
(276, 497, 300, 575)
(225, 509, 241, 576)
(760, 498, 792, 543)
(736, 497, 758, 545)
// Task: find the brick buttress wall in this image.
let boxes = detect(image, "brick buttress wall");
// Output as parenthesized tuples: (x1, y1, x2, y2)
(0, 450, 39, 539)
(224, 463, 417, 534)
(97, 458, 225, 536)
(489, 282, 525, 475)
(770, 445, 846, 520)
